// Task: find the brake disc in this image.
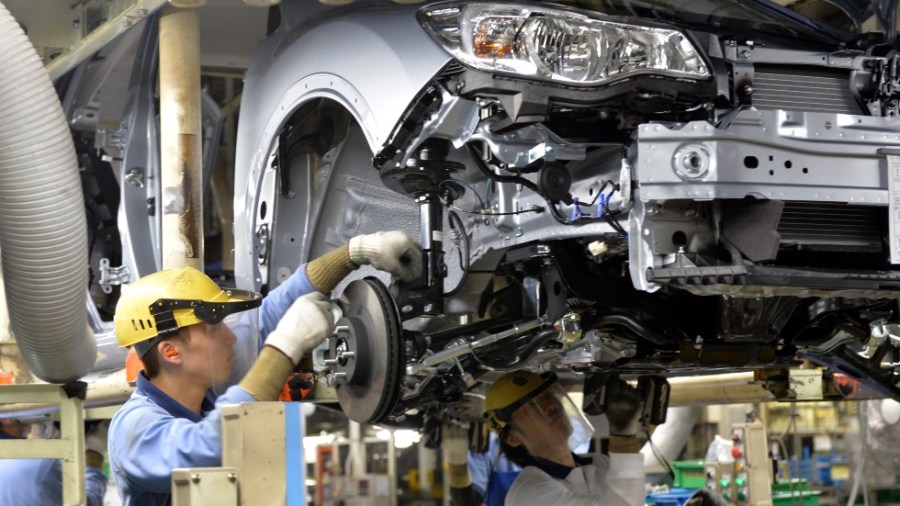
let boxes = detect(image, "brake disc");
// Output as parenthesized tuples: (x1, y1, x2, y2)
(330, 277, 404, 424)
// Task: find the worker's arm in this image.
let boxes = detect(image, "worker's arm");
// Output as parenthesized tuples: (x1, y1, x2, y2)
(42, 422, 110, 506)
(252, 231, 421, 348)
(504, 466, 606, 506)
(467, 449, 492, 499)
(84, 462, 109, 506)
(108, 385, 255, 494)
(600, 452, 646, 506)
(41, 456, 108, 506)
(601, 381, 646, 506)
(503, 452, 645, 506)
(83, 422, 110, 506)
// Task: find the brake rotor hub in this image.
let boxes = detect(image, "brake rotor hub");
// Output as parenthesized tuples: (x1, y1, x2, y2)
(326, 277, 404, 424)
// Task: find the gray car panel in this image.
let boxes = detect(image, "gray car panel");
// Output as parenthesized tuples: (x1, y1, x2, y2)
(233, 3, 450, 290)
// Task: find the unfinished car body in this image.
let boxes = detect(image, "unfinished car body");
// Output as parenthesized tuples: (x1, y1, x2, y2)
(229, 0, 900, 425)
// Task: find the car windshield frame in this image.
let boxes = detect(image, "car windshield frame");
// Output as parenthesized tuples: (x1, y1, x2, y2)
(550, 0, 855, 45)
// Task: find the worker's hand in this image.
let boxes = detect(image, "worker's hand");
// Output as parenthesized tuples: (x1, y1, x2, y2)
(454, 392, 486, 422)
(349, 231, 423, 283)
(85, 421, 109, 457)
(441, 422, 470, 466)
(265, 292, 335, 365)
(606, 380, 644, 437)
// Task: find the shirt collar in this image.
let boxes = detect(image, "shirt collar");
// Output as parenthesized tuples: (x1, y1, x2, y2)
(526, 453, 593, 480)
(136, 372, 215, 422)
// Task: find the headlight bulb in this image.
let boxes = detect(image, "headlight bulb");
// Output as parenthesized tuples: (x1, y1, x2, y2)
(518, 16, 601, 82)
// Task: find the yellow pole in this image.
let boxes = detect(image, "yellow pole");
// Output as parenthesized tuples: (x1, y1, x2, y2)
(159, 4, 204, 270)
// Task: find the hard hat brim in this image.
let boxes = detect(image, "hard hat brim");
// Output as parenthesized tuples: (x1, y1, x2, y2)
(489, 372, 558, 425)
(134, 289, 263, 357)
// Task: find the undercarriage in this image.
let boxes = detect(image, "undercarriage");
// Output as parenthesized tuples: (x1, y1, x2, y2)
(228, 2, 900, 426)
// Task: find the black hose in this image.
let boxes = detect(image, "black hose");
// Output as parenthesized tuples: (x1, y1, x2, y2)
(594, 314, 670, 345)
(467, 143, 540, 193)
(471, 329, 557, 370)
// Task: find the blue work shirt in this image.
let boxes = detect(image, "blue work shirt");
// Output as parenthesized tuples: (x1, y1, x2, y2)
(109, 267, 316, 505)
(0, 432, 108, 506)
(468, 433, 521, 504)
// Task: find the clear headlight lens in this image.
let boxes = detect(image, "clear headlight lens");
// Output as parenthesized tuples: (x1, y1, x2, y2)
(419, 3, 709, 85)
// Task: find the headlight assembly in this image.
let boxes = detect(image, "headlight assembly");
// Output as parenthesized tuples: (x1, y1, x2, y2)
(418, 2, 710, 85)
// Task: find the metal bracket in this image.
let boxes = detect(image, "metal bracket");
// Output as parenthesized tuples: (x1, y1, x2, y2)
(405, 318, 546, 375)
(98, 258, 131, 294)
(255, 224, 270, 265)
(470, 118, 586, 167)
(124, 167, 145, 188)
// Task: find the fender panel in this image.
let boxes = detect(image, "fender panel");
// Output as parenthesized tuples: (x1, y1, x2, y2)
(234, 3, 450, 289)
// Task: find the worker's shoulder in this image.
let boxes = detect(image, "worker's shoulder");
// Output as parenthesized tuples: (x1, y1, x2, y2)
(110, 390, 168, 427)
(502, 466, 564, 504)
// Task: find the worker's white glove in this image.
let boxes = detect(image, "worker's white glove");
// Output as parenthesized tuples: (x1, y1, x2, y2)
(349, 231, 423, 283)
(85, 421, 109, 456)
(265, 292, 335, 366)
(441, 422, 470, 466)
(606, 380, 644, 437)
(454, 392, 486, 423)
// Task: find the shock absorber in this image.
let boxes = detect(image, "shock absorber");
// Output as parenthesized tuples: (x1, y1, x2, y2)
(415, 192, 445, 317)
(389, 139, 463, 319)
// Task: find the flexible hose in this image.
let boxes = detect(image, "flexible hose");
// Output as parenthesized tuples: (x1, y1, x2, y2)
(0, 2, 96, 382)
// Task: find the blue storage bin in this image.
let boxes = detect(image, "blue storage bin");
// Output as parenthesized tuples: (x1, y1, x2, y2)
(789, 459, 815, 483)
(649, 488, 697, 506)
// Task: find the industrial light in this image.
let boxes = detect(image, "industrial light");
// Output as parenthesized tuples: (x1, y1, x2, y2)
(418, 2, 709, 85)
(392, 429, 421, 449)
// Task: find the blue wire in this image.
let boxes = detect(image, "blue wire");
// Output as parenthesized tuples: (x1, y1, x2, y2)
(570, 197, 583, 221)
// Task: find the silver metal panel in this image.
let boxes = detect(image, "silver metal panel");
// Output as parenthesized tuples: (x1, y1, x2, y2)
(635, 109, 900, 203)
(721, 44, 864, 69)
(233, 3, 450, 290)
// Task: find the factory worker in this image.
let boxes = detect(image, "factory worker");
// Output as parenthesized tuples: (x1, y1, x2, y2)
(483, 370, 646, 506)
(108, 231, 421, 505)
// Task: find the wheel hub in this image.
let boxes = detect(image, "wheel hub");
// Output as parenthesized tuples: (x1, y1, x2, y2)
(328, 277, 404, 424)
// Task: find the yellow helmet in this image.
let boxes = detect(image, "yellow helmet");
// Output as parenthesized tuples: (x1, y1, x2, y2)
(114, 267, 261, 356)
(483, 370, 557, 431)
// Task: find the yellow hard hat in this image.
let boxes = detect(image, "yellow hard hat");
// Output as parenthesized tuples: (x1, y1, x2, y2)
(114, 267, 261, 356)
(484, 370, 557, 431)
